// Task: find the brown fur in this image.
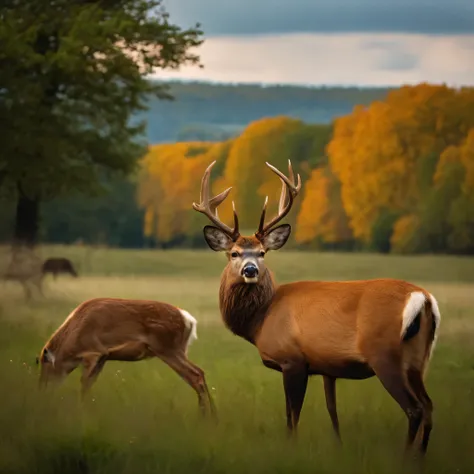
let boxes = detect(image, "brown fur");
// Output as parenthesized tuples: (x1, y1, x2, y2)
(218, 241, 439, 455)
(37, 297, 216, 417)
(219, 264, 275, 343)
(41, 257, 78, 278)
(194, 160, 440, 456)
(2, 247, 43, 299)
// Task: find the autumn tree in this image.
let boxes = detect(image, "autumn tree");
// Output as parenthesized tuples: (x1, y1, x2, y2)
(218, 117, 330, 231)
(435, 130, 474, 253)
(138, 142, 229, 246)
(328, 84, 474, 252)
(295, 165, 353, 249)
(0, 0, 203, 247)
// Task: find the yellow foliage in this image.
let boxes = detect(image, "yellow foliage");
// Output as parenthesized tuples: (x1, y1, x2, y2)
(328, 84, 474, 244)
(434, 129, 474, 252)
(222, 116, 306, 228)
(295, 166, 352, 244)
(143, 207, 155, 238)
(137, 86, 474, 251)
(460, 129, 474, 196)
(390, 214, 419, 254)
(138, 142, 232, 242)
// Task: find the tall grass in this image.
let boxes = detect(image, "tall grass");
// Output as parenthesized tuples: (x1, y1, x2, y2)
(0, 246, 473, 473)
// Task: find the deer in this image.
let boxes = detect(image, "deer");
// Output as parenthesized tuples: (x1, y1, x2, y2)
(36, 297, 216, 417)
(192, 160, 441, 456)
(2, 246, 44, 299)
(41, 257, 78, 279)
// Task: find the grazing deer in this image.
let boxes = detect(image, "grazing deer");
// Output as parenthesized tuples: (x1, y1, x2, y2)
(42, 257, 78, 279)
(2, 246, 44, 299)
(36, 297, 216, 417)
(192, 160, 440, 455)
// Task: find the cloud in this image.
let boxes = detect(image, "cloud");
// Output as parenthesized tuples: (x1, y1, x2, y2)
(363, 40, 420, 71)
(163, 0, 474, 36)
(151, 33, 474, 87)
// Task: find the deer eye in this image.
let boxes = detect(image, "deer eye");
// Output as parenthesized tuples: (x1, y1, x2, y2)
(259, 251, 265, 258)
(231, 252, 239, 259)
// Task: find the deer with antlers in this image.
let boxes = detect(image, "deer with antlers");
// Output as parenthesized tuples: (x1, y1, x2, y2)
(36, 297, 216, 417)
(192, 160, 440, 456)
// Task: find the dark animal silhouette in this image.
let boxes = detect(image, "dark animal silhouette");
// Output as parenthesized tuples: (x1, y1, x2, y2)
(42, 258, 78, 279)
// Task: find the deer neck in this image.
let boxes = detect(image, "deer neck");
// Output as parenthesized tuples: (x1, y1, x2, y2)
(219, 267, 276, 344)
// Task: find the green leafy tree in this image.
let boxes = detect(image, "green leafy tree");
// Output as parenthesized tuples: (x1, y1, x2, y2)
(0, 0, 203, 246)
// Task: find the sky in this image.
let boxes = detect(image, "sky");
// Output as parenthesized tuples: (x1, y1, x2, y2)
(156, 0, 474, 87)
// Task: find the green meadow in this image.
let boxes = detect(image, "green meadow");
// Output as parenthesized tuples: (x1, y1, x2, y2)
(1, 245, 473, 474)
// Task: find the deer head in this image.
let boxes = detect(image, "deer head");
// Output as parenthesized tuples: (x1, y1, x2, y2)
(192, 160, 301, 284)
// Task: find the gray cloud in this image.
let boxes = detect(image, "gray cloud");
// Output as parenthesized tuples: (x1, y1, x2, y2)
(163, 0, 474, 36)
(363, 40, 421, 70)
(153, 33, 474, 87)
(377, 51, 420, 71)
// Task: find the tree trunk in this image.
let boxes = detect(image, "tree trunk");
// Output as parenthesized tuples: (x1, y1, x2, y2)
(14, 192, 40, 248)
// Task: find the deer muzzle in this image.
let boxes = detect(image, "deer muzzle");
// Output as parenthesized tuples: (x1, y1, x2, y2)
(242, 262, 259, 282)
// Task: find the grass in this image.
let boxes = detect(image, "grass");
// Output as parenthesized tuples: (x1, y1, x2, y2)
(1, 245, 474, 474)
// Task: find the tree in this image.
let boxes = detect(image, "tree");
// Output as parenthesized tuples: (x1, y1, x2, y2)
(328, 84, 474, 251)
(0, 0, 203, 247)
(295, 165, 353, 248)
(41, 175, 146, 248)
(138, 142, 224, 246)
(218, 117, 330, 230)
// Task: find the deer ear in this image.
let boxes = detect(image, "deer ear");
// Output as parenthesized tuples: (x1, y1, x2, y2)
(203, 226, 234, 252)
(261, 224, 291, 251)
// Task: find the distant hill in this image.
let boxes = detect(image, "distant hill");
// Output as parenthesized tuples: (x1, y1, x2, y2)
(139, 81, 392, 143)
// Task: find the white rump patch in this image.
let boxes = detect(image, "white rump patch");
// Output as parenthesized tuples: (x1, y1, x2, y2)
(179, 309, 198, 354)
(400, 291, 426, 338)
(428, 293, 441, 359)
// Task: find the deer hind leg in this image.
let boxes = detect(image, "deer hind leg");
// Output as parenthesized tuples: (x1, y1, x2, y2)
(281, 362, 309, 435)
(370, 354, 424, 453)
(33, 276, 44, 298)
(186, 358, 217, 418)
(323, 375, 341, 442)
(80, 354, 107, 399)
(21, 281, 32, 300)
(406, 367, 433, 454)
(159, 352, 216, 419)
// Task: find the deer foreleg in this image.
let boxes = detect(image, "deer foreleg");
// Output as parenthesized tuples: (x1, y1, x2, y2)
(282, 362, 308, 435)
(323, 375, 341, 442)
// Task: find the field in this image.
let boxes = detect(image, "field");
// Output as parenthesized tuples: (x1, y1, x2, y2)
(1, 245, 474, 474)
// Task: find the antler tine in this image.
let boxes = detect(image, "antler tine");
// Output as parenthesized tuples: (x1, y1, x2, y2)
(277, 160, 298, 214)
(277, 178, 288, 214)
(257, 195, 269, 235)
(232, 201, 239, 236)
(209, 187, 232, 215)
(192, 161, 240, 239)
(256, 161, 302, 238)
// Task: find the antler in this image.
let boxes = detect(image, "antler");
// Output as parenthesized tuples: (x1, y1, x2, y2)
(192, 161, 240, 240)
(256, 160, 301, 238)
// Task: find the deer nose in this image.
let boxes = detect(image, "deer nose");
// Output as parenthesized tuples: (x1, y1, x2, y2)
(242, 263, 258, 278)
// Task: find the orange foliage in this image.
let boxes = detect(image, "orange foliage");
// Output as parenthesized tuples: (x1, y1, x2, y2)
(138, 142, 231, 242)
(222, 116, 306, 229)
(295, 166, 352, 245)
(390, 214, 419, 254)
(137, 85, 474, 253)
(434, 129, 474, 251)
(328, 84, 474, 244)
